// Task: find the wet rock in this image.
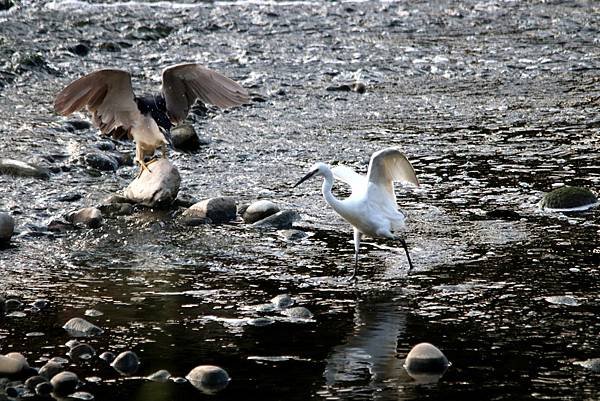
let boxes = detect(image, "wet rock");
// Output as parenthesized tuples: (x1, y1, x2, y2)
(271, 294, 294, 309)
(67, 43, 90, 57)
(252, 210, 300, 229)
(65, 340, 80, 349)
(0, 158, 50, 179)
(58, 192, 82, 202)
(485, 209, 521, 221)
(98, 202, 134, 217)
(277, 229, 308, 241)
(25, 376, 48, 391)
(99, 42, 121, 52)
(0, 0, 15, 11)
(70, 391, 94, 400)
(68, 343, 96, 360)
(0, 295, 5, 315)
(5, 299, 22, 311)
(5, 385, 24, 398)
(174, 193, 200, 208)
(282, 306, 313, 320)
(66, 207, 103, 229)
(171, 376, 187, 384)
(94, 140, 116, 151)
(104, 194, 134, 205)
(184, 197, 236, 224)
(243, 200, 280, 224)
(249, 317, 274, 326)
(146, 369, 171, 382)
(186, 365, 230, 394)
(63, 317, 104, 337)
(64, 119, 92, 131)
(84, 152, 119, 171)
(124, 159, 181, 208)
(38, 361, 64, 380)
(181, 216, 212, 226)
(171, 124, 201, 151)
(110, 351, 140, 375)
(32, 299, 50, 309)
(0, 212, 14, 243)
(50, 371, 79, 396)
(0, 353, 28, 375)
(573, 358, 600, 373)
(404, 343, 449, 383)
(84, 309, 103, 317)
(99, 351, 116, 364)
(326, 82, 366, 93)
(11, 51, 50, 73)
(36, 380, 54, 396)
(114, 151, 134, 167)
(540, 186, 598, 210)
(544, 295, 580, 306)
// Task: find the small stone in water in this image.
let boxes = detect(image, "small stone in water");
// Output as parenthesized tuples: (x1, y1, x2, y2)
(110, 351, 140, 375)
(249, 317, 275, 326)
(171, 376, 187, 384)
(281, 306, 313, 320)
(99, 351, 116, 363)
(66, 207, 103, 229)
(63, 317, 104, 337)
(0, 212, 15, 243)
(573, 358, 600, 373)
(243, 200, 280, 224)
(146, 369, 172, 382)
(540, 186, 598, 211)
(277, 229, 308, 241)
(544, 295, 580, 306)
(186, 365, 230, 394)
(35, 381, 53, 396)
(0, 158, 50, 179)
(5, 299, 22, 311)
(404, 343, 449, 383)
(68, 343, 96, 360)
(271, 294, 294, 309)
(171, 124, 201, 151)
(6, 311, 26, 318)
(32, 299, 50, 309)
(124, 159, 181, 208)
(183, 197, 237, 224)
(70, 391, 95, 400)
(49, 357, 69, 365)
(25, 332, 45, 337)
(25, 375, 47, 391)
(252, 210, 300, 229)
(50, 371, 79, 396)
(84, 309, 103, 317)
(65, 340, 80, 349)
(38, 361, 64, 380)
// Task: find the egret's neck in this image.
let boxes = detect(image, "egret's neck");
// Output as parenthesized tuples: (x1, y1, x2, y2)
(321, 167, 344, 212)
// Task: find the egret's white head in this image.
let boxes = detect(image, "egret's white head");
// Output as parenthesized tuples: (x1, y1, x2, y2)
(293, 162, 329, 187)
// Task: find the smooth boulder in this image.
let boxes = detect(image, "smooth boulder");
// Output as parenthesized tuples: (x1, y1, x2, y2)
(0, 212, 14, 243)
(171, 124, 201, 151)
(540, 186, 598, 210)
(63, 317, 104, 337)
(0, 158, 50, 179)
(124, 159, 181, 208)
(50, 371, 79, 396)
(0, 352, 28, 375)
(404, 342, 449, 383)
(253, 210, 300, 229)
(111, 351, 140, 375)
(38, 361, 64, 380)
(186, 365, 230, 394)
(184, 197, 236, 224)
(66, 207, 103, 229)
(243, 200, 280, 224)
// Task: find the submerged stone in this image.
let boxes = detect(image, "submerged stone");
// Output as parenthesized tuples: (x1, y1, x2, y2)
(540, 186, 598, 211)
(186, 365, 230, 394)
(573, 358, 600, 373)
(271, 294, 294, 309)
(282, 306, 313, 320)
(243, 200, 280, 224)
(0, 158, 50, 179)
(404, 342, 449, 383)
(184, 197, 237, 224)
(110, 351, 140, 375)
(146, 369, 172, 382)
(63, 317, 104, 337)
(66, 207, 103, 229)
(0, 212, 14, 243)
(124, 159, 181, 208)
(252, 210, 300, 229)
(544, 295, 580, 306)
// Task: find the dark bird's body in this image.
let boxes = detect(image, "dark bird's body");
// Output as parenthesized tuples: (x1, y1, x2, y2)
(54, 63, 249, 173)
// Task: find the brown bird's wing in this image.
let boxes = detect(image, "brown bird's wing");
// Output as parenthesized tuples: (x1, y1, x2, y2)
(161, 63, 249, 124)
(54, 69, 142, 139)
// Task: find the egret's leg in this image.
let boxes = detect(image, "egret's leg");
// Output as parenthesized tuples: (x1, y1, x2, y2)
(350, 228, 362, 281)
(135, 145, 151, 177)
(400, 238, 414, 271)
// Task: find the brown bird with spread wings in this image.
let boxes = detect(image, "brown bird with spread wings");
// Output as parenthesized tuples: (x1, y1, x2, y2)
(54, 63, 249, 174)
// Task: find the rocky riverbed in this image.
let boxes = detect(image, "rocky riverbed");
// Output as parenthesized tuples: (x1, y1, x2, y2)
(1, 1, 599, 400)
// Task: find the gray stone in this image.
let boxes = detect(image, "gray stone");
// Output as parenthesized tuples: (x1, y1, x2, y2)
(84, 152, 118, 171)
(110, 351, 140, 375)
(0, 158, 50, 179)
(124, 159, 181, 208)
(184, 197, 237, 224)
(63, 317, 104, 337)
(0, 212, 14, 243)
(186, 365, 230, 394)
(98, 202, 134, 217)
(277, 229, 308, 241)
(540, 186, 598, 210)
(35, 381, 53, 396)
(66, 207, 103, 229)
(5, 299, 22, 311)
(50, 371, 79, 396)
(404, 342, 449, 382)
(252, 210, 300, 229)
(282, 306, 313, 320)
(0, 353, 28, 375)
(171, 124, 201, 151)
(146, 369, 171, 382)
(181, 216, 212, 226)
(38, 361, 64, 380)
(271, 294, 294, 309)
(68, 343, 95, 360)
(25, 376, 48, 391)
(573, 358, 600, 373)
(99, 351, 116, 363)
(243, 200, 280, 224)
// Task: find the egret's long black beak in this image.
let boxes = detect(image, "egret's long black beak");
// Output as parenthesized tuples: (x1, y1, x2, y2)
(293, 170, 317, 188)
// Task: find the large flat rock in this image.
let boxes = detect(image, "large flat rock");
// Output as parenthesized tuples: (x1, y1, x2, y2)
(124, 159, 181, 208)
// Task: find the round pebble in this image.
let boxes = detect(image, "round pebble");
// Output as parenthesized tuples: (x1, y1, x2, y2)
(38, 361, 64, 380)
(25, 375, 48, 391)
(63, 317, 104, 337)
(540, 186, 598, 211)
(271, 294, 294, 309)
(186, 365, 230, 394)
(404, 342, 449, 382)
(99, 351, 116, 363)
(110, 351, 140, 375)
(35, 381, 53, 396)
(146, 369, 171, 383)
(281, 306, 313, 320)
(68, 343, 96, 360)
(50, 371, 79, 396)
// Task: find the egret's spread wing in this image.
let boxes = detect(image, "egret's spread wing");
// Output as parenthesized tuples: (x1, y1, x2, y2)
(366, 147, 419, 202)
(332, 165, 367, 196)
(161, 63, 249, 124)
(54, 69, 140, 138)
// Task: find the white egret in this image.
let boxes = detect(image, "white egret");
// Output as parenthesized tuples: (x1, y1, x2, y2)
(294, 147, 420, 279)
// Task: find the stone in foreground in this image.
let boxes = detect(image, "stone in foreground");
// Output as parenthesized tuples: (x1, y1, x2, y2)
(124, 159, 181, 208)
(63, 317, 104, 337)
(66, 207, 103, 229)
(404, 342, 449, 383)
(0, 212, 15, 243)
(186, 365, 230, 394)
(540, 186, 598, 211)
(0, 352, 29, 375)
(111, 351, 140, 375)
(184, 197, 236, 224)
(0, 158, 50, 179)
(50, 371, 79, 396)
(243, 200, 280, 224)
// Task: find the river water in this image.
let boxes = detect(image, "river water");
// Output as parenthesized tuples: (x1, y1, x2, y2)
(1, 1, 599, 400)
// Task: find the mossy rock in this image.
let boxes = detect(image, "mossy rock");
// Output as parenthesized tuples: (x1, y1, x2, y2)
(540, 186, 597, 210)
